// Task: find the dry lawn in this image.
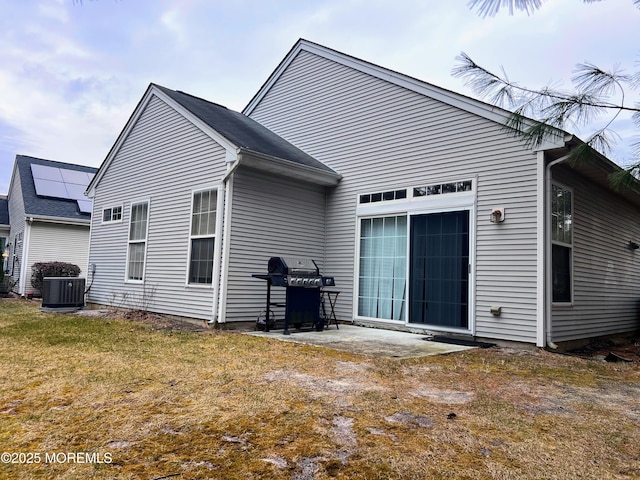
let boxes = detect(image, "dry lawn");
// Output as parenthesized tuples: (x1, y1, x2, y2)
(0, 299, 639, 479)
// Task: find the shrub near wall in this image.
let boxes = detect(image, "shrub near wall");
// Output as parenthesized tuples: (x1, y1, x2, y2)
(31, 262, 81, 293)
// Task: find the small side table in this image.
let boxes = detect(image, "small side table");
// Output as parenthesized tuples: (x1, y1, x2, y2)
(320, 290, 340, 329)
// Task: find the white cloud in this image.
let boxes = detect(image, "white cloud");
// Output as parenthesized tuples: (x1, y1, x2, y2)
(0, 0, 638, 195)
(37, 0, 69, 24)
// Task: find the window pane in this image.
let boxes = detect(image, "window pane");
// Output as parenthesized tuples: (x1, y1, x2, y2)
(192, 190, 217, 236)
(127, 243, 145, 281)
(358, 215, 407, 320)
(552, 244, 571, 302)
(103, 209, 111, 222)
(130, 202, 148, 241)
(189, 238, 214, 284)
(552, 185, 572, 244)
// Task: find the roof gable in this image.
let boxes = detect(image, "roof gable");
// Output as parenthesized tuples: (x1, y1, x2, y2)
(88, 84, 339, 195)
(243, 39, 564, 151)
(155, 86, 336, 174)
(15, 155, 97, 221)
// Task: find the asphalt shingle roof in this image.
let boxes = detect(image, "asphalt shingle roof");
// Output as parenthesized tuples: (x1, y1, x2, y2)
(16, 155, 98, 221)
(154, 84, 336, 174)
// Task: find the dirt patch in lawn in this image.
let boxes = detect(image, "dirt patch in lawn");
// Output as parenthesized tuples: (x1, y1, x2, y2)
(1, 301, 639, 479)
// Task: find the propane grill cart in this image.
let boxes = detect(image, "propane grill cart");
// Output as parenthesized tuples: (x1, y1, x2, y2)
(252, 257, 335, 335)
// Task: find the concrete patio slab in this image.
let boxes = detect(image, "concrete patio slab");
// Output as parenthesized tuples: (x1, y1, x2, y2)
(246, 324, 474, 359)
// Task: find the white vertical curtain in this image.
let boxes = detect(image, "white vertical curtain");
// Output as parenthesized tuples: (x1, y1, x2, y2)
(358, 215, 407, 320)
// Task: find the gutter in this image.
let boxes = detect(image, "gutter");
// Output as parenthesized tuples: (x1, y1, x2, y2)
(237, 148, 342, 187)
(23, 215, 91, 226)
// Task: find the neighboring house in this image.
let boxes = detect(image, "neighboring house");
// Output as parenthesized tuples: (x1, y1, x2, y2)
(86, 39, 640, 349)
(0, 196, 9, 273)
(6, 155, 97, 296)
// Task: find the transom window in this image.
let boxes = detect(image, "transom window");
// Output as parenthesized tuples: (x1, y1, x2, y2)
(102, 205, 123, 223)
(413, 180, 472, 197)
(359, 189, 407, 204)
(551, 184, 572, 303)
(126, 201, 149, 282)
(188, 189, 217, 285)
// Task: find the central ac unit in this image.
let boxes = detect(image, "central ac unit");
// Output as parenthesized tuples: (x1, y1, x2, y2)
(41, 277, 85, 309)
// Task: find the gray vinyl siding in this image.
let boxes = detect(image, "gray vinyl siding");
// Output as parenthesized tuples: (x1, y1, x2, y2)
(224, 168, 326, 322)
(551, 166, 640, 342)
(88, 94, 227, 320)
(7, 169, 26, 287)
(25, 223, 90, 294)
(249, 50, 540, 343)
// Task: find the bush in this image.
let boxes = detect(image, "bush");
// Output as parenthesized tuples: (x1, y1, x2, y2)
(31, 262, 81, 292)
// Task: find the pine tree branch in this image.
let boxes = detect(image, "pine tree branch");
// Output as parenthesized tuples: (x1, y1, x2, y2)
(453, 53, 640, 113)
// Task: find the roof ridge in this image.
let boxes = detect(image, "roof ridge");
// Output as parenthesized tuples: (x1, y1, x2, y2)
(153, 84, 230, 111)
(16, 155, 98, 172)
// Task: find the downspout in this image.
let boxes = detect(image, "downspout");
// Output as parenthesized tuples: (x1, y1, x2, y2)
(19, 217, 33, 296)
(544, 152, 572, 349)
(208, 157, 242, 325)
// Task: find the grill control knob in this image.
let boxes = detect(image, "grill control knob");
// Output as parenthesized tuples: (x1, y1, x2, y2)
(303, 278, 309, 286)
(313, 278, 321, 286)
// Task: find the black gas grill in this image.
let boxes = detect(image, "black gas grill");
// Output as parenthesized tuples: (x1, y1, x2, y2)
(252, 257, 335, 334)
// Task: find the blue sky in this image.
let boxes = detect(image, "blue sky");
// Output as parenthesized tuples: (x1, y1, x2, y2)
(1, 0, 638, 194)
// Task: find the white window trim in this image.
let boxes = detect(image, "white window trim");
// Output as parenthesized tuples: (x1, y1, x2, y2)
(353, 179, 477, 335)
(354, 213, 408, 323)
(124, 199, 150, 284)
(405, 206, 475, 334)
(551, 181, 574, 306)
(102, 205, 123, 224)
(185, 187, 219, 288)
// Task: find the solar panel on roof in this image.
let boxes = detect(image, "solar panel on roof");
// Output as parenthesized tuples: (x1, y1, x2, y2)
(31, 163, 94, 205)
(64, 183, 88, 201)
(60, 168, 90, 185)
(77, 200, 93, 214)
(31, 164, 63, 181)
(33, 178, 69, 198)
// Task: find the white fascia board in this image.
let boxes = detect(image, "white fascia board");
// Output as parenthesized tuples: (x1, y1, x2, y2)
(246, 40, 509, 125)
(151, 86, 239, 154)
(27, 215, 91, 226)
(238, 149, 342, 187)
(6, 160, 19, 199)
(243, 40, 568, 148)
(86, 85, 239, 198)
(85, 85, 154, 198)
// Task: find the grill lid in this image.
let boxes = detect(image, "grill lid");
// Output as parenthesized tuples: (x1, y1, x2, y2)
(268, 257, 319, 276)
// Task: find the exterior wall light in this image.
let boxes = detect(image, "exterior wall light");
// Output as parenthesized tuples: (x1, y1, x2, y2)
(490, 208, 505, 223)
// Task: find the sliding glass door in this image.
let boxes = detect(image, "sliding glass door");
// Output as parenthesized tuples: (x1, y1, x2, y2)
(409, 211, 470, 328)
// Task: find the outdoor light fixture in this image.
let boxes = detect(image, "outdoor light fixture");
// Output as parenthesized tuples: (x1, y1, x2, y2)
(490, 207, 505, 223)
